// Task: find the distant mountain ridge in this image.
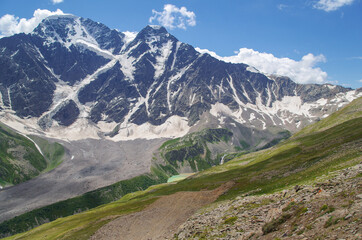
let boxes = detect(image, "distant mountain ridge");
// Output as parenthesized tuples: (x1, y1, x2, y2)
(0, 14, 360, 143)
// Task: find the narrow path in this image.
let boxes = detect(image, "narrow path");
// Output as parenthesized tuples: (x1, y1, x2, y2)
(91, 182, 234, 240)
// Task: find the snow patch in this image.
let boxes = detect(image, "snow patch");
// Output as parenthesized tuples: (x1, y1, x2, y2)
(2, 110, 190, 142)
(10, 50, 19, 58)
(265, 96, 312, 116)
(118, 55, 136, 81)
(210, 102, 245, 124)
(260, 119, 266, 130)
(345, 90, 360, 102)
(316, 98, 328, 106)
(210, 102, 234, 117)
(20, 133, 44, 157)
(325, 84, 336, 90)
(171, 41, 181, 70)
(149, 25, 162, 30)
(249, 113, 256, 121)
(154, 40, 173, 79)
(75, 39, 114, 59)
(110, 115, 190, 141)
(0, 91, 4, 109)
(7, 88, 12, 110)
(166, 62, 194, 111)
(38, 60, 119, 127)
(122, 31, 138, 44)
(227, 74, 244, 106)
(246, 66, 259, 73)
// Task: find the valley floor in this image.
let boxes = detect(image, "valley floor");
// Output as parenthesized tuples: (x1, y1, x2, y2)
(0, 138, 164, 222)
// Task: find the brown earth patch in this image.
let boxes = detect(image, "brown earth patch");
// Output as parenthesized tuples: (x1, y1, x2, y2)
(90, 181, 234, 240)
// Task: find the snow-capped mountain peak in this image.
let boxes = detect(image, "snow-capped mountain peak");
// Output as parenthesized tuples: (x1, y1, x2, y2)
(0, 14, 360, 142)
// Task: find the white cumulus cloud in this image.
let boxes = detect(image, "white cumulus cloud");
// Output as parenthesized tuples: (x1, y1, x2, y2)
(0, 9, 64, 38)
(52, 0, 64, 4)
(314, 0, 355, 12)
(196, 47, 328, 84)
(149, 4, 196, 30)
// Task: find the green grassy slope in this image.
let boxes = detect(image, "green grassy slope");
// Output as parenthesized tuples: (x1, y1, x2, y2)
(0, 123, 65, 187)
(157, 128, 233, 173)
(29, 135, 65, 173)
(2, 98, 361, 240)
(0, 123, 46, 186)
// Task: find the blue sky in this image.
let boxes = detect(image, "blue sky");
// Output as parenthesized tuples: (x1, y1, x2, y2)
(0, 0, 361, 88)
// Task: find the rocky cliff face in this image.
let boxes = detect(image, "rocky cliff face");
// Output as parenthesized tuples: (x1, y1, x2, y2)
(0, 14, 360, 142)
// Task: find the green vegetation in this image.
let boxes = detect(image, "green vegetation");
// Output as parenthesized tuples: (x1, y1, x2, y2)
(159, 128, 233, 172)
(319, 204, 335, 214)
(2, 98, 361, 240)
(296, 206, 308, 217)
(0, 123, 46, 185)
(4, 195, 157, 240)
(282, 201, 296, 212)
(262, 213, 292, 234)
(29, 135, 65, 172)
(0, 124, 65, 187)
(324, 216, 343, 228)
(239, 140, 250, 149)
(223, 216, 238, 225)
(243, 198, 273, 210)
(167, 173, 194, 183)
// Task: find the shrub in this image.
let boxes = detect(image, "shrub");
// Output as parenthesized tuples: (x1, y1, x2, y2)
(262, 213, 292, 234)
(224, 216, 238, 225)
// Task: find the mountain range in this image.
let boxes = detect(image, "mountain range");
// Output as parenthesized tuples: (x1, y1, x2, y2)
(0, 14, 360, 143)
(1, 90, 361, 240)
(0, 14, 361, 238)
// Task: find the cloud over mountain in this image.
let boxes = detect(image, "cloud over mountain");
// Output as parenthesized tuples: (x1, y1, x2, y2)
(196, 47, 327, 84)
(0, 9, 64, 38)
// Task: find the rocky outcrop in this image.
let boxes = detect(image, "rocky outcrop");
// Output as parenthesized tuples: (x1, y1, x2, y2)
(175, 164, 362, 239)
(51, 100, 80, 126)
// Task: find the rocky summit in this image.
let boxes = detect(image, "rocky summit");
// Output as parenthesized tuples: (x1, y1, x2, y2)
(0, 14, 360, 142)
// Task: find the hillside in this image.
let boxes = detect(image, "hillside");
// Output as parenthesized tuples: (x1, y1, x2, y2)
(1, 97, 360, 239)
(176, 164, 361, 239)
(0, 123, 64, 187)
(0, 127, 290, 236)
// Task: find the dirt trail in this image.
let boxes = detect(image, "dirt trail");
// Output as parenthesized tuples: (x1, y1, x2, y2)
(91, 182, 234, 240)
